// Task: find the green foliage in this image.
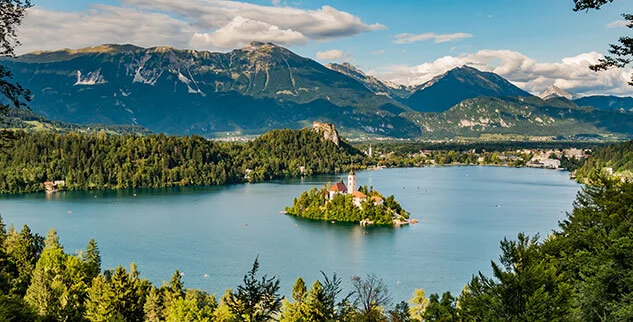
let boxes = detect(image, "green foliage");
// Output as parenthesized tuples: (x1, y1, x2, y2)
(388, 301, 411, 322)
(3, 224, 44, 295)
(448, 178, 633, 320)
(85, 264, 147, 322)
(576, 140, 633, 182)
(280, 277, 307, 322)
(83, 239, 101, 282)
(280, 272, 354, 322)
(241, 128, 364, 181)
(0, 294, 36, 322)
(0, 128, 363, 193)
(423, 292, 458, 321)
(286, 185, 409, 225)
(25, 228, 89, 321)
(226, 258, 282, 321)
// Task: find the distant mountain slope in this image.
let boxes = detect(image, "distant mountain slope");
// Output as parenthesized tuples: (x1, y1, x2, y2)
(404, 66, 531, 113)
(3, 42, 420, 138)
(326, 62, 412, 99)
(405, 96, 633, 139)
(573, 95, 633, 111)
(0, 108, 151, 135)
(5, 42, 633, 140)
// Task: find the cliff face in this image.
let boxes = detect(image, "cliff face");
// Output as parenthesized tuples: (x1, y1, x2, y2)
(312, 122, 340, 146)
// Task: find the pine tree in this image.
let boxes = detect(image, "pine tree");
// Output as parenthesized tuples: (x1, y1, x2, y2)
(83, 239, 101, 281)
(280, 277, 308, 322)
(144, 287, 163, 322)
(305, 280, 327, 321)
(226, 258, 282, 322)
(25, 229, 88, 321)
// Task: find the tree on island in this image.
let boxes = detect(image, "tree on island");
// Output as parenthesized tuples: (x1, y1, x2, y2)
(573, 0, 633, 85)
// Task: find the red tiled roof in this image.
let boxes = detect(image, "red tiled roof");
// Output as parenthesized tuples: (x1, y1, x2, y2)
(329, 182, 348, 192)
(351, 191, 367, 199)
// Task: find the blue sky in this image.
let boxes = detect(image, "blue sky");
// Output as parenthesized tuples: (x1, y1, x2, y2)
(18, 0, 633, 95)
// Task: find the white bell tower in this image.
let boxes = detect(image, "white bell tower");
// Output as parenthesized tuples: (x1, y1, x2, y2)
(347, 168, 357, 193)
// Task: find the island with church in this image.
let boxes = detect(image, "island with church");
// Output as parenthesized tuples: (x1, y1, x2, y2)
(285, 169, 415, 226)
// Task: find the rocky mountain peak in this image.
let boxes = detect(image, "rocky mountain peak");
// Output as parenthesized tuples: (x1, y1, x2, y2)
(540, 85, 573, 100)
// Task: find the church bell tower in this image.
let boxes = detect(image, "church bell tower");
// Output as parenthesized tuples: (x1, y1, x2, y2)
(348, 168, 357, 193)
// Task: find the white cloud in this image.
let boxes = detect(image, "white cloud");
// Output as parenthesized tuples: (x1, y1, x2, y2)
(123, 0, 385, 40)
(372, 50, 633, 96)
(191, 16, 307, 49)
(606, 20, 629, 28)
(316, 49, 344, 61)
(371, 50, 385, 55)
(16, 1, 384, 54)
(18, 6, 195, 53)
(394, 32, 472, 44)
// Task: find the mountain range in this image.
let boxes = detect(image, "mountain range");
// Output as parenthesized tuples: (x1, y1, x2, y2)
(3, 42, 633, 140)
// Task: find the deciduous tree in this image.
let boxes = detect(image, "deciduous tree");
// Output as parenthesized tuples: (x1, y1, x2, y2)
(351, 274, 391, 322)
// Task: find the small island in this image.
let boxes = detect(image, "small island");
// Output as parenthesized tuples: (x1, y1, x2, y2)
(285, 169, 414, 226)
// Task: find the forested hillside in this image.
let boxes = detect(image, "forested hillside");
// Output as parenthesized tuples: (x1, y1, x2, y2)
(0, 128, 363, 193)
(575, 140, 633, 181)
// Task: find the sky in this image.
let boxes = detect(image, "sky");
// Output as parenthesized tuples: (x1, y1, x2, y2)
(17, 0, 633, 96)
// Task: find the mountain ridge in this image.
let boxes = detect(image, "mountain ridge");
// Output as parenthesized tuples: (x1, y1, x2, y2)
(4, 42, 421, 138)
(404, 65, 532, 113)
(4, 42, 633, 140)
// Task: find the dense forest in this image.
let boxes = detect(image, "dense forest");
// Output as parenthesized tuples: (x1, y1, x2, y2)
(285, 185, 409, 225)
(1, 178, 632, 321)
(575, 139, 633, 182)
(0, 129, 364, 193)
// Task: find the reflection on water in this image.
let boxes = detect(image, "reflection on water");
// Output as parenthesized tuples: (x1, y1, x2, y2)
(0, 167, 580, 301)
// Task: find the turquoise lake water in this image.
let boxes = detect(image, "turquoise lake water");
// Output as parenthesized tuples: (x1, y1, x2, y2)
(0, 166, 581, 302)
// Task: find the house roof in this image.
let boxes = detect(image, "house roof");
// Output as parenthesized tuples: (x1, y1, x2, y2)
(351, 191, 367, 199)
(329, 182, 348, 192)
(372, 196, 384, 203)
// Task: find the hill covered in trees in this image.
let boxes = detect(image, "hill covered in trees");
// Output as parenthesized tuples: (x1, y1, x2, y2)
(0, 127, 364, 193)
(575, 139, 633, 182)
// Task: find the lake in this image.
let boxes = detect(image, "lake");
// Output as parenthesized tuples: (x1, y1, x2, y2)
(0, 166, 581, 302)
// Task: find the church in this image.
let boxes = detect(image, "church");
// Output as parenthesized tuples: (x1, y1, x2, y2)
(328, 169, 383, 208)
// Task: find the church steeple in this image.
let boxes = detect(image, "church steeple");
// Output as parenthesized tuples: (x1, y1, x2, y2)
(348, 164, 357, 193)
